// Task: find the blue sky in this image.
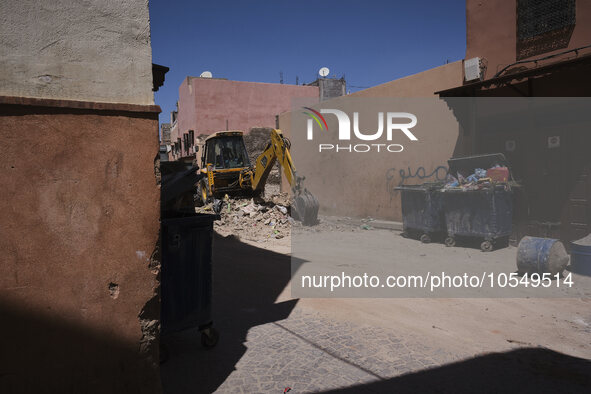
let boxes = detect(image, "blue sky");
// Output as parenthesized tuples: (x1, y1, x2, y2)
(150, 0, 466, 123)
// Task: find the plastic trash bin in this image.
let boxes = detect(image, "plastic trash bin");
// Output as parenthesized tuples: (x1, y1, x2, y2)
(161, 210, 220, 347)
(396, 183, 445, 243)
(441, 154, 513, 251)
(570, 234, 591, 276)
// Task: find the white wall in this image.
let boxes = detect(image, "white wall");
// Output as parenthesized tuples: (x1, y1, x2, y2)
(0, 0, 154, 105)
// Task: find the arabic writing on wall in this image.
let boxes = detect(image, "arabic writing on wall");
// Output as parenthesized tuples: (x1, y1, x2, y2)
(385, 165, 448, 201)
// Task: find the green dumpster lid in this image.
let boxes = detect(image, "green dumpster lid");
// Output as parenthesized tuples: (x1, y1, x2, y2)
(395, 181, 445, 191)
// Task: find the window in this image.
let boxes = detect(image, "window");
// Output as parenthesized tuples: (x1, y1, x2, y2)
(206, 137, 250, 169)
(188, 130, 195, 148)
(517, 0, 576, 59)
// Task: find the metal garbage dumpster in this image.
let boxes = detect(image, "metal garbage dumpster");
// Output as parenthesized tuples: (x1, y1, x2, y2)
(161, 210, 220, 347)
(396, 183, 445, 243)
(441, 154, 514, 252)
(159, 161, 220, 348)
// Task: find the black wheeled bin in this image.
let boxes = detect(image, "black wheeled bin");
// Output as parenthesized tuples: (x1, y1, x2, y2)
(161, 210, 220, 347)
(159, 161, 220, 348)
(396, 183, 445, 243)
(441, 154, 513, 251)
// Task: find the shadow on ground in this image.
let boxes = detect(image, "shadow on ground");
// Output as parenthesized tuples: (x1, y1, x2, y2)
(0, 300, 160, 394)
(320, 347, 590, 393)
(160, 233, 590, 393)
(160, 233, 299, 393)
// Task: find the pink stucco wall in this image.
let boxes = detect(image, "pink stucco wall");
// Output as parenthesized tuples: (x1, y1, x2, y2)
(177, 77, 319, 138)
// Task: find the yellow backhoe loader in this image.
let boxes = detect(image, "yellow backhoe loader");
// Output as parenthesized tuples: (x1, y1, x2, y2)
(196, 129, 319, 225)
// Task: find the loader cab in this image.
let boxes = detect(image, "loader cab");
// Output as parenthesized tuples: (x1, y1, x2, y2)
(201, 131, 251, 170)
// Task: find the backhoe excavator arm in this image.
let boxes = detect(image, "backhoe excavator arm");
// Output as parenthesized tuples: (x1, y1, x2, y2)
(247, 129, 319, 225)
(251, 129, 295, 191)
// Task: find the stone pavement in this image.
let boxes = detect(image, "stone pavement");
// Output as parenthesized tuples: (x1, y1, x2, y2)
(161, 307, 458, 393)
(160, 233, 458, 393)
(161, 305, 590, 393)
(160, 232, 591, 393)
(213, 309, 456, 393)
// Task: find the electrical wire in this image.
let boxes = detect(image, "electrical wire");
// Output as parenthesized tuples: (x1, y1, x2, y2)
(493, 43, 591, 78)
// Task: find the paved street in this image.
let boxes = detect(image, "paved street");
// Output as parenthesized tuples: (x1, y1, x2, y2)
(161, 226, 591, 393)
(162, 306, 460, 393)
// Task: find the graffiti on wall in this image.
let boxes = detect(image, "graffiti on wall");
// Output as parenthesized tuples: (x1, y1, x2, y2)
(385, 165, 448, 201)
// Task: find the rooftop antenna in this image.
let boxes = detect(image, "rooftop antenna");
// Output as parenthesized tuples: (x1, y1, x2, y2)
(318, 67, 330, 78)
(200, 71, 212, 78)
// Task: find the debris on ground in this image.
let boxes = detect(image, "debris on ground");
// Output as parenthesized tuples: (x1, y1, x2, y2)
(360, 217, 375, 227)
(196, 186, 293, 243)
(195, 185, 365, 242)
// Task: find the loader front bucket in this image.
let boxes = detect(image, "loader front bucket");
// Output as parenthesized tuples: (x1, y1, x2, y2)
(292, 189, 319, 226)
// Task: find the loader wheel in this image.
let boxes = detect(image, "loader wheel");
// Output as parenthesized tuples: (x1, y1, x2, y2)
(195, 186, 204, 207)
(198, 179, 211, 206)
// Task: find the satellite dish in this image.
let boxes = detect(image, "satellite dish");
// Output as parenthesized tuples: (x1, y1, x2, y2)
(200, 71, 213, 78)
(318, 67, 330, 77)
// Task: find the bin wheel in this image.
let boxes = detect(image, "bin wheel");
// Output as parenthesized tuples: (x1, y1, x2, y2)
(201, 327, 219, 348)
(420, 234, 431, 244)
(480, 240, 494, 252)
(444, 237, 456, 247)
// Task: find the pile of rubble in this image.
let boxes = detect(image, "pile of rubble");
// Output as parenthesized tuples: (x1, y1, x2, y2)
(196, 189, 293, 242)
(194, 181, 371, 243)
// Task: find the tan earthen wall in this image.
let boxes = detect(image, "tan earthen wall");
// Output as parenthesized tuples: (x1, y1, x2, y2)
(0, 101, 161, 393)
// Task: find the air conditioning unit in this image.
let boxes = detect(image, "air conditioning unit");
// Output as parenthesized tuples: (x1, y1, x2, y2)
(464, 57, 482, 81)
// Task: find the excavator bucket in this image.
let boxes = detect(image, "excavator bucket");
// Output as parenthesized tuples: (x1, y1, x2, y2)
(292, 189, 319, 226)
(238, 128, 319, 225)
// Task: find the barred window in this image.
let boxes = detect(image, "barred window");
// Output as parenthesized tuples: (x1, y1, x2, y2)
(516, 0, 576, 59)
